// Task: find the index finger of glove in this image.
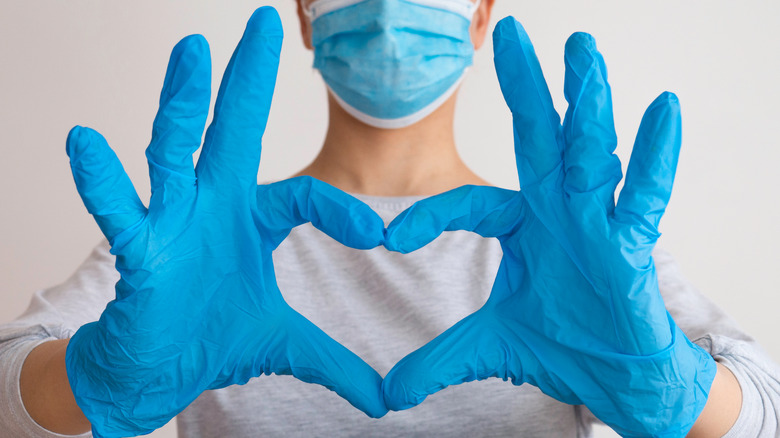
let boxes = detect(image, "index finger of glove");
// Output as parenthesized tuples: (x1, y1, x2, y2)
(493, 17, 564, 188)
(256, 176, 385, 250)
(278, 311, 388, 418)
(196, 7, 282, 190)
(384, 185, 523, 254)
(66, 126, 147, 244)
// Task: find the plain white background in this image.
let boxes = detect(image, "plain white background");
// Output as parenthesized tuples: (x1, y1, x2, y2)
(1, 1, 778, 437)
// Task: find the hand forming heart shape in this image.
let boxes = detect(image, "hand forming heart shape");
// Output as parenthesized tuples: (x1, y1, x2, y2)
(63, 7, 716, 438)
(380, 17, 717, 438)
(65, 8, 387, 438)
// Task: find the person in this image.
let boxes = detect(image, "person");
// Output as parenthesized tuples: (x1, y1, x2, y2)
(1, 0, 778, 437)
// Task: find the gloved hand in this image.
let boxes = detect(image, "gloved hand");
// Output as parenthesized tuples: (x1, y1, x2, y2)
(382, 17, 717, 437)
(65, 8, 387, 438)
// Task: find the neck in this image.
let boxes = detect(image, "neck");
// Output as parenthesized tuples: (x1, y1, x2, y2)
(294, 92, 489, 197)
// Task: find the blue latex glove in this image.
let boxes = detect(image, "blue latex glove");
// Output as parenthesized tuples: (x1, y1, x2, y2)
(65, 8, 387, 437)
(382, 17, 717, 437)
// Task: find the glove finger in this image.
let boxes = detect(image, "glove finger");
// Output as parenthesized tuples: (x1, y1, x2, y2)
(383, 311, 522, 411)
(384, 185, 523, 254)
(255, 176, 385, 250)
(66, 126, 147, 243)
(493, 16, 564, 189)
(146, 34, 210, 206)
(614, 92, 682, 241)
(273, 310, 388, 418)
(562, 33, 622, 202)
(195, 7, 282, 192)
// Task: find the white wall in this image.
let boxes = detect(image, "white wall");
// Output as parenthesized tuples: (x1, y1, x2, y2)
(1, 2, 778, 437)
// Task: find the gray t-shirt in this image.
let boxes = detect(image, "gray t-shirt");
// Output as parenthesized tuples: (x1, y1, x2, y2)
(1, 194, 779, 437)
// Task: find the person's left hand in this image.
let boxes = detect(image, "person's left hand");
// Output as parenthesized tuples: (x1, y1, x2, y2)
(380, 17, 717, 437)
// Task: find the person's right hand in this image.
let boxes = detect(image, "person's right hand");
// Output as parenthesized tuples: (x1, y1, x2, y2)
(64, 8, 387, 438)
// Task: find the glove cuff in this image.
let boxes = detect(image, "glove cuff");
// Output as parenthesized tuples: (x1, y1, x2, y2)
(66, 322, 164, 438)
(595, 313, 718, 437)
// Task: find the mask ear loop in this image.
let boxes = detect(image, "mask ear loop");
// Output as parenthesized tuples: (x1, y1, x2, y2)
(463, 0, 482, 21)
(472, 0, 482, 18)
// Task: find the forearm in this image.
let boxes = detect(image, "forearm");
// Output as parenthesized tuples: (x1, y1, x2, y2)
(688, 362, 742, 437)
(20, 339, 90, 435)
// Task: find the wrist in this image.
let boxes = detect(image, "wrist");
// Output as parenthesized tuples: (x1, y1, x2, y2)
(20, 339, 91, 435)
(687, 362, 742, 437)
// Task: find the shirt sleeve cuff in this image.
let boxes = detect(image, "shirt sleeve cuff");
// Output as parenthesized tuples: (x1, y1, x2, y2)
(1, 337, 92, 438)
(695, 334, 769, 438)
(719, 356, 762, 438)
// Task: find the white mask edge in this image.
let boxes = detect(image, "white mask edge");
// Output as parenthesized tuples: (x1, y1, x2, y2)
(324, 69, 469, 130)
(306, 0, 480, 22)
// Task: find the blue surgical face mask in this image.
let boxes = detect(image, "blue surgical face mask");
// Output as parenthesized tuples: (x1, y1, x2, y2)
(306, 0, 480, 129)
